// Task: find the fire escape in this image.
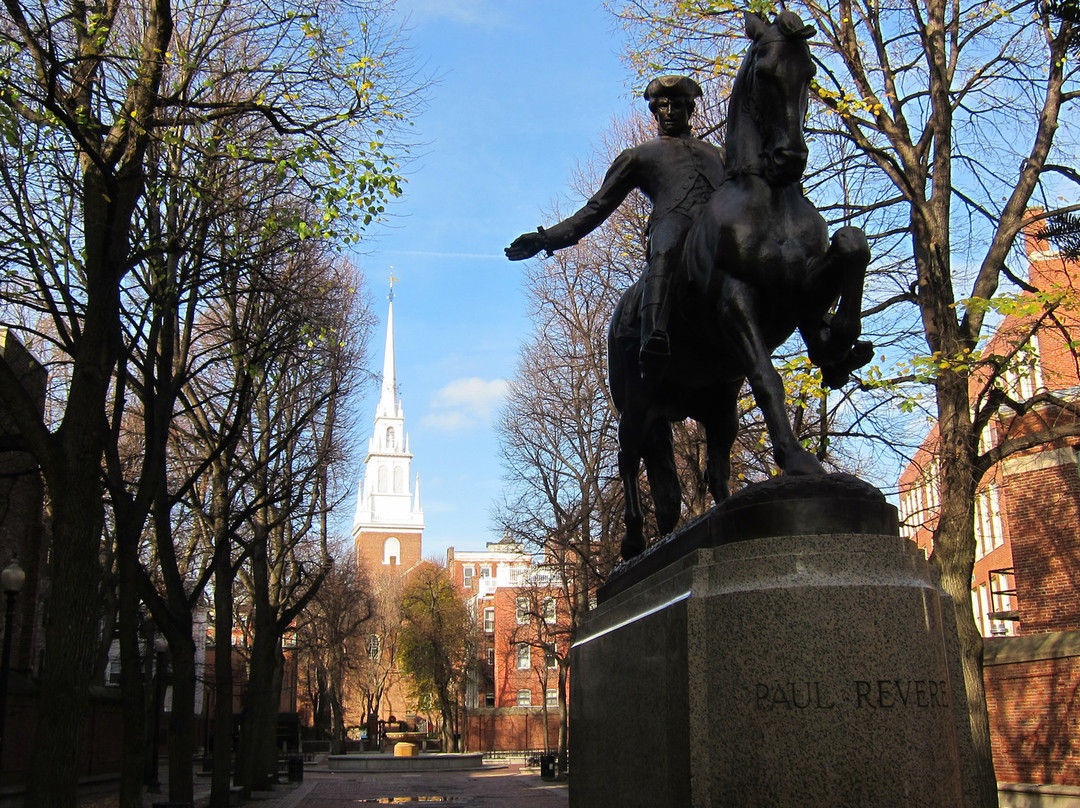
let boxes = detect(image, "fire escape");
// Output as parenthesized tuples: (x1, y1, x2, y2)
(987, 567, 1019, 636)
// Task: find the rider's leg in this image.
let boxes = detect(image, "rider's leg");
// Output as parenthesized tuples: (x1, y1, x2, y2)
(640, 216, 690, 377)
(639, 272, 670, 360)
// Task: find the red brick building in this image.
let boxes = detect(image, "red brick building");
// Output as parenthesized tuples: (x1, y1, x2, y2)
(446, 539, 568, 752)
(898, 216, 1080, 785)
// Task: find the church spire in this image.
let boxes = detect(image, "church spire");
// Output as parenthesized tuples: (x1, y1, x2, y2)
(377, 277, 399, 419)
(352, 279, 425, 542)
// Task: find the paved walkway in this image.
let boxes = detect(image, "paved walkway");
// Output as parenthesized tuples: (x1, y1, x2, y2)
(58, 769, 1080, 808)
(121, 766, 567, 808)
(271, 767, 568, 807)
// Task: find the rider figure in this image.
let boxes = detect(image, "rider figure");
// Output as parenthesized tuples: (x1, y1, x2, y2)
(505, 75, 725, 378)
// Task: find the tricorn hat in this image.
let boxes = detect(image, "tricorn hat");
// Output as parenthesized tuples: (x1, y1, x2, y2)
(643, 75, 703, 102)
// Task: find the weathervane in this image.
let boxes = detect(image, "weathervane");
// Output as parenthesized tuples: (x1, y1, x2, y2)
(388, 271, 398, 302)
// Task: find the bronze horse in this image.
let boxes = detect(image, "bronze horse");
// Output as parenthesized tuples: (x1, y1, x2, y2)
(609, 11, 873, 559)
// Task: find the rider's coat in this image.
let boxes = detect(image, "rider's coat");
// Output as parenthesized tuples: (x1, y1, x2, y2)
(540, 132, 726, 251)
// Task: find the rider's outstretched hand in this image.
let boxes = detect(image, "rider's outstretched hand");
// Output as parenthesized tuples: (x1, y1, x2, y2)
(505, 230, 547, 261)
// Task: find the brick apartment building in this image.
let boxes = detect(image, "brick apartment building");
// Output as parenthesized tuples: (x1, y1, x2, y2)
(898, 216, 1080, 785)
(446, 538, 569, 752)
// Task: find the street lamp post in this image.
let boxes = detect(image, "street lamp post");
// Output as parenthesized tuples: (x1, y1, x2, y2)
(0, 557, 26, 773)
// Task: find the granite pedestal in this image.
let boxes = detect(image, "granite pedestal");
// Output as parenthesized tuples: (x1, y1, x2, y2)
(569, 476, 977, 807)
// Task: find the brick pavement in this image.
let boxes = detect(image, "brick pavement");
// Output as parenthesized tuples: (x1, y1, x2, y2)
(243, 766, 567, 808)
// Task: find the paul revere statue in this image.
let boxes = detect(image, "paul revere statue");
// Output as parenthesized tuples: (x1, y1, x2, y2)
(505, 75, 725, 379)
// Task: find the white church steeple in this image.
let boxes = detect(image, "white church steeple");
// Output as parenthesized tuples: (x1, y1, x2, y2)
(377, 287, 400, 420)
(352, 281, 425, 546)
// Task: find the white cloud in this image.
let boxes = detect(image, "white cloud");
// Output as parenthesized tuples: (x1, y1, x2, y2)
(422, 377, 508, 431)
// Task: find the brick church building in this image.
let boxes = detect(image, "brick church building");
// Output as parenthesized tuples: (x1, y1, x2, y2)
(352, 287, 425, 579)
(898, 216, 1080, 786)
(349, 286, 425, 729)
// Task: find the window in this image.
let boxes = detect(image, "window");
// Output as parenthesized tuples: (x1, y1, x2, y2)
(509, 565, 522, 586)
(483, 607, 495, 634)
(462, 565, 475, 589)
(517, 689, 532, 707)
(480, 564, 493, 579)
(386, 426, 396, 449)
(975, 485, 1003, 559)
(487, 647, 495, 667)
(394, 466, 404, 492)
(516, 597, 530, 625)
(543, 597, 557, 623)
(485, 693, 496, 708)
(378, 464, 388, 492)
(517, 644, 531, 670)
(545, 650, 557, 670)
(546, 689, 558, 708)
(383, 537, 400, 566)
(366, 634, 381, 661)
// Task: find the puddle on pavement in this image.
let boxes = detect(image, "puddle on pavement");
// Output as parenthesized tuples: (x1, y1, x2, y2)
(355, 799, 457, 804)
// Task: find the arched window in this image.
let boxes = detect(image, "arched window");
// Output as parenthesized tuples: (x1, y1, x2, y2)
(386, 427, 396, 449)
(383, 537, 400, 566)
(378, 464, 388, 492)
(394, 466, 405, 493)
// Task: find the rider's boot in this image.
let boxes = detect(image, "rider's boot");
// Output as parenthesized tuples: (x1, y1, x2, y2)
(639, 274, 671, 382)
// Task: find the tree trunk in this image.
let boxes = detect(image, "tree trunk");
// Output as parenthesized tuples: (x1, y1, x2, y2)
(166, 628, 197, 805)
(330, 678, 347, 755)
(25, 480, 104, 808)
(932, 369, 999, 807)
(22, 153, 144, 808)
(210, 492, 235, 808)
(116, 522, 147, 808)
(557, 663, 569, 777)
(313, 666, 332, 742)
(236, 543, 284, 790)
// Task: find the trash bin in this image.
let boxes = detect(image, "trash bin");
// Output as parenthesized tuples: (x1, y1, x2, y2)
(539, 754, 556, 779)
(287, 754, 304, 783)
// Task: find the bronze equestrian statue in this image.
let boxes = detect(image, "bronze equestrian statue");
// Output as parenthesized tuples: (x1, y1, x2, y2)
(508, 11, 873, 560)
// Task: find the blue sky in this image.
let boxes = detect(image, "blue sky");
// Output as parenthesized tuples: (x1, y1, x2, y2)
(337, 1, 637, 561)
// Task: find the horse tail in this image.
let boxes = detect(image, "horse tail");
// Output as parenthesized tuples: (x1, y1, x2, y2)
(608, 283, 641, 414)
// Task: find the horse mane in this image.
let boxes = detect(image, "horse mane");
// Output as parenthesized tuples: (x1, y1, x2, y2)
(724, 43, 760, 177)
(724, 12, 815, 178)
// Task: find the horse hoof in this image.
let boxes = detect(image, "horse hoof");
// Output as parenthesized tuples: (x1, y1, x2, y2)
(821, 340, 874, 389)
(782, 450, 825, 476)
(849, 339, 874, 367)
(621, 534, 646, 560)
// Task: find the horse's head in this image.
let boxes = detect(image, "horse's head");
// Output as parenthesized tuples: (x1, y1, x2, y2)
(728, 11, 816, 185)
